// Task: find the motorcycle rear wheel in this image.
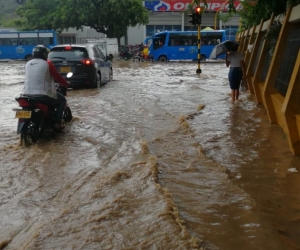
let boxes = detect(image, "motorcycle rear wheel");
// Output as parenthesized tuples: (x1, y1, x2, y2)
(21, 121, 39, 146)
(63, 106, 72, 123)
(133, 56, 141, 62)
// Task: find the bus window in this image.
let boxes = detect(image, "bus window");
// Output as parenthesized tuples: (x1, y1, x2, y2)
(169, 33, 197, 46)
(10, 38, 19, 45)
(206, 33, 223, 45)
(39, 37, 54, 45)
(0, 33, 18, 45)
(23, 38, 38, 45)
(19, 33, 38, 45)
(0, 38, 9, 45)
(39, 32, 55, 46)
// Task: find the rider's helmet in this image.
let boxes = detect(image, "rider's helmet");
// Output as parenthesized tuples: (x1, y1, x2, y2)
(32, 45, 50, 60)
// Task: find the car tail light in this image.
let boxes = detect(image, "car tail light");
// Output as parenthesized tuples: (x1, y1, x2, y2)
(65, 46, 72, 50)
(82, 59, 93, 65)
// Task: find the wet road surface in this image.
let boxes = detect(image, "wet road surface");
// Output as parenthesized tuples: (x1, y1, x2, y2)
(0, 60, 300, 250)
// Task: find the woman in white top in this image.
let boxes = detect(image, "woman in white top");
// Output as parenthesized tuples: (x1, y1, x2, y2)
(225, 44, 247, 103)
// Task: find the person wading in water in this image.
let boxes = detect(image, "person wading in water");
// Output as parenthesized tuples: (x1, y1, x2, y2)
(225, 44, 247, 103)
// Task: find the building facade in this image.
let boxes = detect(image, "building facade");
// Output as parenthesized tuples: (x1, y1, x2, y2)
(127, 0, 242, 45)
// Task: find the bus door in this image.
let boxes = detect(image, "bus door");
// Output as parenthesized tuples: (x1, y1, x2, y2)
(152, 37, 164, 59)
(0, 33, 19, 60)
(153, 37, 163, 50)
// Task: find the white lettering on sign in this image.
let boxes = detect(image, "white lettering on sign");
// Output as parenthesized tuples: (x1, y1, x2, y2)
(211, 3, 222, 10)
(236, 4, 242, 10)
(173, 3, 185, 10)
(149, 1, 242, 12)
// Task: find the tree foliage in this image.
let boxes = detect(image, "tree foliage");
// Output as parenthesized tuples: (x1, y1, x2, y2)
(237, 0, 300, 29)
(0, 0, 20, 27)
(16, 0, 148, 40)
(16, 0, 60, 30)
(190, 0, 300, 29)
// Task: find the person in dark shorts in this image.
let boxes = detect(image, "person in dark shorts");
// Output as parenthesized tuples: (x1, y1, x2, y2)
(225, 44, 246, 103)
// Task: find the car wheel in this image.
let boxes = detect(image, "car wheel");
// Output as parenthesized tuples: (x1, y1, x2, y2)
(158, 55, 167, 62)
(98, 72, 104, 87)
(109, 68, 113, 82)
(91, 71, 100, 88)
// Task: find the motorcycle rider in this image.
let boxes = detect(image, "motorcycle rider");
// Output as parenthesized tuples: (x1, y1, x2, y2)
(21, 45, 69, 132)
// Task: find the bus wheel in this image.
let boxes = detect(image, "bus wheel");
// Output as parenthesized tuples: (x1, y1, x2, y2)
(200, 55, 206, 61)
(158, 56, 167, 62)
(25, 55, 32, 61)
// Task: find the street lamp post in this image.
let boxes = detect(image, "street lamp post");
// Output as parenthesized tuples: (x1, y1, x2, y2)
(214, 0, 229, 30)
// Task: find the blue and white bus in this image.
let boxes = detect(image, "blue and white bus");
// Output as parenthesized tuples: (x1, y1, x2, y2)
(145, 30, 226, 62)
(0, 30, 58, 61)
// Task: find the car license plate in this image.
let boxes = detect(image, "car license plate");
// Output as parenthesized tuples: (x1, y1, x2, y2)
(60, 66, 71, 73)
(15, 110, 31, 118)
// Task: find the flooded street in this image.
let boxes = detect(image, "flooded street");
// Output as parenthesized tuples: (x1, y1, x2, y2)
(0, 60, 300, 250)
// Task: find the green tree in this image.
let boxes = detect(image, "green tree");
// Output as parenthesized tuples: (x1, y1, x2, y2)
(16, 0, 60, 30)
(0, 0, 20, 27)
(55, 0, 148, 44)
(237, 0, 300, 29)
(16, 0, 149, 44)
(190, 0, 300, 29)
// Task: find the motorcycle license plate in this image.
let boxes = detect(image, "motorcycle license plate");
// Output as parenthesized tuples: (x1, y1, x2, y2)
(15, 110, 31, 118)
(60, 66, 71, 73)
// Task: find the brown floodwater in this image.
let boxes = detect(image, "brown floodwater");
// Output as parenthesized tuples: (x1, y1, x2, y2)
(0, 60, 299, 250)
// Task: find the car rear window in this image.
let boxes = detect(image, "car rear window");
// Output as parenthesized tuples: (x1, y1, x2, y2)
(49, 47, 88, 59)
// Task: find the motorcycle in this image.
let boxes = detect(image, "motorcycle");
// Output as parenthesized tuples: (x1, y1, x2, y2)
(13, 72, 73, 146)
(133, 52, 154, 62)
(119, 50, 135, 60)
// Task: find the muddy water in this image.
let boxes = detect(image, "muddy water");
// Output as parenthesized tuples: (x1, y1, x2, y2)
(0, 60, 300, 250)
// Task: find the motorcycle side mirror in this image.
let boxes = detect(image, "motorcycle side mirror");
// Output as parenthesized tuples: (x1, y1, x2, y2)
(66, 72, 73, 78)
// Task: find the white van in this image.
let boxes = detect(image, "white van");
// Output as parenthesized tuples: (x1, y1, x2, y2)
(86, 38, 118, 57)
